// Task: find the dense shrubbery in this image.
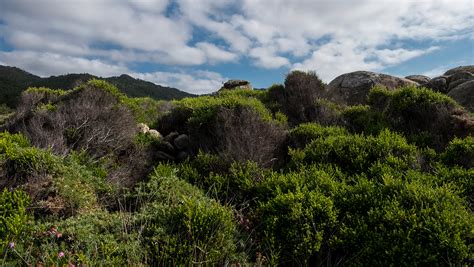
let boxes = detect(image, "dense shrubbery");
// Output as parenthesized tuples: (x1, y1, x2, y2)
(367, 86, 473, 149)
(0, 79, 473, 265)
(157, 91, 286, 166)
(267, 71, 326, 125)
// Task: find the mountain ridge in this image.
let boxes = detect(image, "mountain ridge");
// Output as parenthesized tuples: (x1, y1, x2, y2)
(0, 65, 194, 107)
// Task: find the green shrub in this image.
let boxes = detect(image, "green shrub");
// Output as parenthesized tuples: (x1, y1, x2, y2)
(0, 104, 13, 115)
(134, 164, 240, 265)
(290, 129, 419, 175)
(288, 123, 347, 149)
(267, 71, 326, 125)
(0, 189, 30, 248)
(432, 164, 473, 207)
(441, 136, 474, 168)
(258, 189, 337, 265)
(332, 176, 473, 265)
(342, 104, 389, 135)
(4, 211, 141, 266)
(122, 97, 167, 127)
(0, 132, 103, 216)
(368, 86, 470, 149)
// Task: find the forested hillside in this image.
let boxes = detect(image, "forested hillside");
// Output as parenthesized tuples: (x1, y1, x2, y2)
(0, 65, 194, 108)
(0, 68, 472, 266)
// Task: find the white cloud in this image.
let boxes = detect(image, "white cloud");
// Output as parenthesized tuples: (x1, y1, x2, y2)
(196, 42, 238, 63)
(0, 51, 128, 77)
(0, 0, 472, 86)
(132, 70, 226, 94)
(373, 47, 440, 65)
(249, 46, 290, 69)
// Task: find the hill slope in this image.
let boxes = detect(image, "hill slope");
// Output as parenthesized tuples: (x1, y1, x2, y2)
(0, 65, 194, 107)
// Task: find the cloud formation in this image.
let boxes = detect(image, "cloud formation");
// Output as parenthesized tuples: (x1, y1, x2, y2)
(0, 0, 472, 92)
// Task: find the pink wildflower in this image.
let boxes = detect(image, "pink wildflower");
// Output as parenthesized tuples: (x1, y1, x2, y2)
(58, 251, 65, 258)
(8, 242, 14, 249)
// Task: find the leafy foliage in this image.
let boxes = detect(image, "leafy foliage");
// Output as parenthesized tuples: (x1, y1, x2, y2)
(0, 75, 473, 266)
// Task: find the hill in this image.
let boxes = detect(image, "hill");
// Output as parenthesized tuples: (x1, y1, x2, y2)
(0, 65, 194, 107)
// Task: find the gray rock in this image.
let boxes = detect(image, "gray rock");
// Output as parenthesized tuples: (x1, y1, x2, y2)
(156, 141, 175, 155)
(427, 76, 449, 93)
(176, 151, 189, 161)
(405, 75, 431, 85)
(444, 65, 474, 76)
(448, 77, 474, 92)
(449, 71, 473, 83)
(164, 132, 179, 143)
(447, 71, 474, 91)
(221, 80, 252, 90)
(173, 134, 190, 150)
(155, 151, 175, 161)
(326, 71, 417, 105)
(448, 80, 474, 112)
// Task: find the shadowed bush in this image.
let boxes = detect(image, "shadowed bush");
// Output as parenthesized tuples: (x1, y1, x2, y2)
(368, 86, 474, 149)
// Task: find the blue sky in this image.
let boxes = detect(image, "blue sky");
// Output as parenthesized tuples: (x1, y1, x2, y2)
(0, 0, 473, 94)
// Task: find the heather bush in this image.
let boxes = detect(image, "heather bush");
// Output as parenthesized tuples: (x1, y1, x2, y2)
(3, 211, 142, 266)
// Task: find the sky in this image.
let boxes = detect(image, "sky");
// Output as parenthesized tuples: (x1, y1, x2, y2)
(0, 0, 473, 94)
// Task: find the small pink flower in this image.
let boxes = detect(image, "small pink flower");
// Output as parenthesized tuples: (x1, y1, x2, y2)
(8, 242, 14, 249)
(56, 232, 63, 238)
(58, 251, 65, 258)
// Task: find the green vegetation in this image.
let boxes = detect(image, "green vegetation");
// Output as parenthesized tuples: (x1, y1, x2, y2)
(0, 75, 472, 265)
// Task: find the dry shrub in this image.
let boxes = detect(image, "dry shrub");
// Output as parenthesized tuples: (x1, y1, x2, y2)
(215, 106, 285, 167)
(9, 85, 137, 158)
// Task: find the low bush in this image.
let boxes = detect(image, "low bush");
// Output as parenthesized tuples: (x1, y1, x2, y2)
(342, 104, 389, 135)
(441, 136, 474, 169)
(134, 164, 241, 265)
(368, 86, 472, 149)
(9, 81, 137, 158)
(157, 93, 286, 166)
(0, 132, 104, 217)
(0, 189, 30, 250)
(258, 189, 337, 265)
(288, 123, 347, 149)
(266, 71, 326, 125)
(4, 211, 141, 266)
(332, 176, 473, 266)
(290, 129, 419, 175)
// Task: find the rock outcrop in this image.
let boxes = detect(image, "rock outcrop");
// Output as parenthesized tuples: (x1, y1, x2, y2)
(326, 71, 417, 105)
(220, 80, 252, 91)
(448, 80, 474, 112)
(426, 65, 474, 94)
(405, 75, 431, 85)
(154, 132, 191, 162)
(444, 65, 474, 76)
